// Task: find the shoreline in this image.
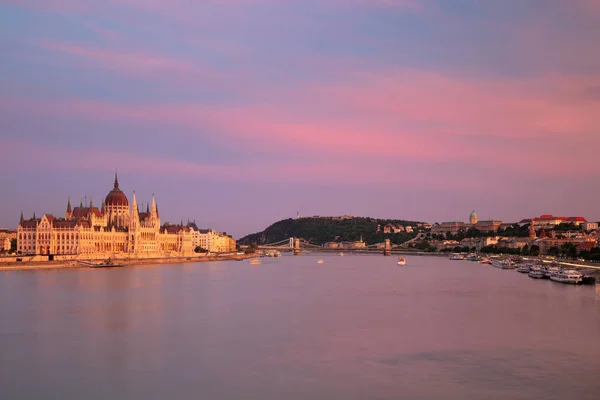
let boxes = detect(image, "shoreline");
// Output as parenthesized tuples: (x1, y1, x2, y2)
(0, 254, 256, 272)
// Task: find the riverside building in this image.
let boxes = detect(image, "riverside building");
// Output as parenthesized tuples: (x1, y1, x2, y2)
(16, 174, 235, 258)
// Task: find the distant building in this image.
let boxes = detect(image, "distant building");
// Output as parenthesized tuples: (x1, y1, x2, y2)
(520, 215, 588, 228)
(0, 229, 16, 252)
(582, 222, 598, 231)
(475, 220, 502, 233)
(469, 210, 478, 225)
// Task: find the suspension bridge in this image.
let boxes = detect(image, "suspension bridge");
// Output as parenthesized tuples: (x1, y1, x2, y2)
(249, 237, 395, 256)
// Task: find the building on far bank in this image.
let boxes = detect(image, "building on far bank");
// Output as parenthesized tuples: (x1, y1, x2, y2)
(519, 215, 588, 228)
(582, 222, 599, 231)
(16, 173, 234, 258)
(0, 229, 16, 252)
(431, 211, 503, 235)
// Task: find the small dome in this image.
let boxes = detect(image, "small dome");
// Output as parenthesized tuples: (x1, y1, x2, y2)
(470, 210, 477, 218)
(104, 172, 129, 206)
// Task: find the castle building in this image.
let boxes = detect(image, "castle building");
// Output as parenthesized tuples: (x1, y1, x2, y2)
(431, 211, 501, 234)
(469, 210, 478, 225)
(17, 173, 199, 257)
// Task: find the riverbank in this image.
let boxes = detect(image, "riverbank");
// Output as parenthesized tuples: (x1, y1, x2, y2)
(0, 254, 255, 272)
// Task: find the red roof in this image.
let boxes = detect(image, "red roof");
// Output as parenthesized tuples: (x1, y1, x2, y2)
(577, 242, 596, 251)
(568, 217, 586, 222)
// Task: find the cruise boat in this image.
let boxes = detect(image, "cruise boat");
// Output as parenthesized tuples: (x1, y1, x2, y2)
(397, 257, 406, 266)
(449, 254, 465, 260)
(528, 267, 545, 279)
(516, 264, 532, 273)
(465, 253, 479, 261)
(249, 259, 261, 265)
(550, 269, 583, 284)
(479, 257, 491, 265)
(491, 259, 516, 269)
(543, 265, 561, 279)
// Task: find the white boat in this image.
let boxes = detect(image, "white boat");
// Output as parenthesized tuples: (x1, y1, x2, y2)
(449, 254, 465, 260)
(397, 257, 406, 266)
(528, 267, 545, 279)
(465, 253, 479, 261)
(491, 259, 516, 269)
(317, 259, 324, 264)
(544, 266, 561, 279)
(516, 264, 532, 273)
(479, 257, 491, 264)
(550, 269, 583, 284)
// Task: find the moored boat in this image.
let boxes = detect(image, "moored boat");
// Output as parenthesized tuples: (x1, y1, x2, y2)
(491, 259, 516, 269)
(543, 265, 561, 279)
(465, 253, 479, 261)
(517, 264, 532, 273)
(397, 257, 406, 266)
(449, 254, 465, 260)
(91, 258, 124, 268)
(550, 269, 583, 284)
(528, 266, 545, 279)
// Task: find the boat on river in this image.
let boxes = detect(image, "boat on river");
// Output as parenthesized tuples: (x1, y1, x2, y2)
(397, 257, 406, 266)
(465, 253, 479, 261)
(91, 258, 124, 268)
(544, 265, 561, 279)
(449, 254, 465, 260)
(550, 270, 583, 284)
(517, 264, 532, 273)
(491, 259, 516, 269)
(528, 266, 545, 279)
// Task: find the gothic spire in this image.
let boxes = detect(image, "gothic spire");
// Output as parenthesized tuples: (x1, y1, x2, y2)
(114, 170, 119, 189)
(67, 197, 72, 213)
(20, 211, 24, 224)
(89, 196, 93, 209)
(151, 193, 158, 219)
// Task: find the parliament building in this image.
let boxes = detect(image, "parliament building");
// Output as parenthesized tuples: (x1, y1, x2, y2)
(17, 174, 235, 257)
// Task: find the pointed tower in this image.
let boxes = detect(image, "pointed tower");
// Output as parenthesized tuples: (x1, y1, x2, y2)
(146, 203, 150, 214)
(529, 218, 536, 240)
(131, 192, 139, 228)
(19, 211, 24, 225)
(101, 200, 105, 214)
(89, 196, 93, 209)
(151, 194, 158, 219)
(33, 212, 36, 220)
(114, 170, 119, 189)
(66, 197, 72, 219)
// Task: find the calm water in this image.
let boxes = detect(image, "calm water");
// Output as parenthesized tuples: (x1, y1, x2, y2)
(1, 255, 599, 399)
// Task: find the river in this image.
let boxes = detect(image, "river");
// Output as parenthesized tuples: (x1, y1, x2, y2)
(1, 255, 599, 399)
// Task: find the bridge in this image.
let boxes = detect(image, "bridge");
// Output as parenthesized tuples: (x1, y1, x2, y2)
(253, 237, 394, 256)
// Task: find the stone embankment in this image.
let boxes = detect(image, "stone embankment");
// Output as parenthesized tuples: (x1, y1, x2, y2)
(0, 253, 254, 272)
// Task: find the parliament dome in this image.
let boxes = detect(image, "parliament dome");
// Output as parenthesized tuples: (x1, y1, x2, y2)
(104, 173, 129, 206)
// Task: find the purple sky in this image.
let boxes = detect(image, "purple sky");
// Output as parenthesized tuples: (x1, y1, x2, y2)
(1, 0, 600, 237)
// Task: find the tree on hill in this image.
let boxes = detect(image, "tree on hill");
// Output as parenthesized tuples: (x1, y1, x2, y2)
(238, 217, 424, 246)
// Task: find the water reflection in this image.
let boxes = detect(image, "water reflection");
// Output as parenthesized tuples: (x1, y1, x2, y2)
(1, 257, 599, 399)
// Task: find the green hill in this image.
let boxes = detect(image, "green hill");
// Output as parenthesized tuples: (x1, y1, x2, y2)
(239, 217, 427, 246)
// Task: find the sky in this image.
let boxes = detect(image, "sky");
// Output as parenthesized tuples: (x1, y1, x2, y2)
(1, 0, 599, 237)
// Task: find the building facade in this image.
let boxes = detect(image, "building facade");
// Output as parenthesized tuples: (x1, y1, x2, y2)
(17, 174, 203, 257)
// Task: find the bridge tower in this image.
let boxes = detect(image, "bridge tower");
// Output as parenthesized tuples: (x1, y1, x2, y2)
(383, 239, 392, 256)
(294, 238, 301, 256)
